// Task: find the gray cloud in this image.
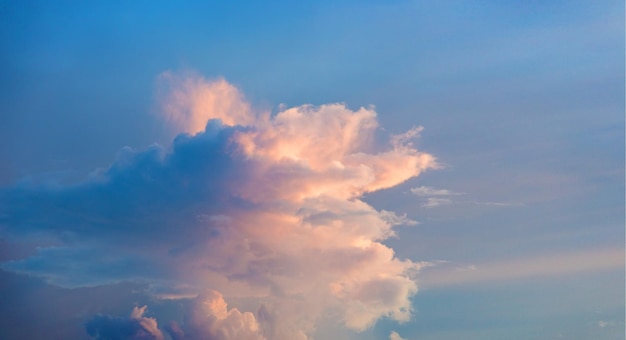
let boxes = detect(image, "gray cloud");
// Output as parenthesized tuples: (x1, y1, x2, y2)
(86, 306, 164, 340)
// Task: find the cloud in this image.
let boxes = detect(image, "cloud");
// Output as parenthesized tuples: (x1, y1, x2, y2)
(82, 291, 304, 340)
(85, 306, 164, 340)
(169, 290, 265, 340)
(0, 74, 438, 338)
(418, 247, 625, 289)
(157, 72, 256, 135)
(410, 186, 460, 208)
(411, 186, 522, 209)
(410, 186, 463, 197)
(0, 269, 156, 340)
(255, 304, 308, 340)
(379, 210, 419, 227)
(422, 197, 452, 208)
(389, 331, 407, 340)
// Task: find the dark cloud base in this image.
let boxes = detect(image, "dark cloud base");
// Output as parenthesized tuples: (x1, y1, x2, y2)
(0, 269, 161, 339)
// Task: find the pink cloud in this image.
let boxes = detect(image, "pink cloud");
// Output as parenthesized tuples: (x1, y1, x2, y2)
(3, 73, 439, 339)
(154, 74, 439, 336)
(157, 71, 257, 134)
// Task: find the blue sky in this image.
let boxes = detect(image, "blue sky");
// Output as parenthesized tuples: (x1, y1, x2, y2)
(0, 1, 623, 339)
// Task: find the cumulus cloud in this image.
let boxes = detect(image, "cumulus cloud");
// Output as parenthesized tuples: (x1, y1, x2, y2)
(157, 72, 256, 134)
(0, 74, 438, 338)
(85, 306, 164, 340)
(389, 330, 408, 340)
(169, 290, 265, 340)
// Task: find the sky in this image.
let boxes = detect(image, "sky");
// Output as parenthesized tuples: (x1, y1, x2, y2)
(0, 1, 624, 339)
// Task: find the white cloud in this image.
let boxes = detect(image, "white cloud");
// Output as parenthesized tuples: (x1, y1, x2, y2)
(411, 186, 523, 209)
(389, 330, 408, 340)
(422, 197, 452, 208)
(380, 210, 419, 227)
(176, 290, 265, 340)
(411, 186, 461, 208)
(410, 186, 463, 197)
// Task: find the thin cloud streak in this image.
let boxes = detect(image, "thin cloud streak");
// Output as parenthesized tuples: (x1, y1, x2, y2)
(411, 186, 524, 209)
(418, 247, 624, 289)
(422, 197, 453, 208)
(411, 186, 460, 208)
(411, 186, 464, 197)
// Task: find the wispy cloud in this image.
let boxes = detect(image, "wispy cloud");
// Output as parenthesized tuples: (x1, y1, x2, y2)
(411, 186, 464, 197)
(411, 186, 523, 209)
(422, 197, 453, 208)
(380, 210, 419, 227)
(410, 186, 463, 208)
(418, 247, 624, 289)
